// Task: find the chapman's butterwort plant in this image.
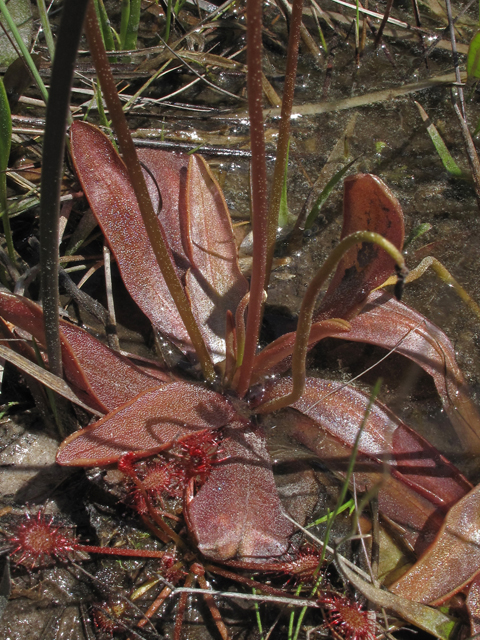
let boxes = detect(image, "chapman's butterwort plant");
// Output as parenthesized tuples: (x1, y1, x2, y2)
(1, 1, 480, 639)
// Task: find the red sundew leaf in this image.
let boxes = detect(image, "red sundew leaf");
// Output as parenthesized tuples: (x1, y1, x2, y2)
(315, 173, 405, 322)
(288, 409, 445, 554)
(185, 422, 293, 562)
(0, 291, 167, 413)
(390, 482, 480, 605)
(264, 376, 471, 512)
(56, 382, 239, 467)
(184, 155, 249, 363)
(326, 291, 480, 451)
(70, 121, 193, 355)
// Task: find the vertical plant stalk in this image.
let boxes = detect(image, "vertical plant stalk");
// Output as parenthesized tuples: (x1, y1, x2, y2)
(452, 99, 480, 209)
(120, 0, 130, 49)
(266, 0, 303, 281)
(256, 232, 406, 414)
(84, 3, 216, 382)
(124, 0, 141, 50)
(235, 0, 270, 398)
(93, 0, 116, 53)
(40, 0, 90, 379)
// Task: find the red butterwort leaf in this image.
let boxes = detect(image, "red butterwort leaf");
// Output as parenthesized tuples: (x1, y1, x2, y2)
(251, 318, 350, 383)
(266, 376, 471, 511)
(289, 410, 446, 554)
(466, 575, 480, 637)
(56, 382, 239, 467)
(185, 422, 293, 561)
(136, 147, 190, 275)
(326, 291, 480, 451)
(184, 155, 248, 363)
(0, 291, 167, 413)
(59, 322, 171, 411)
(391, 482, 480, 605)
(315, 173, 405, 322)
(70, 121, 193, 355)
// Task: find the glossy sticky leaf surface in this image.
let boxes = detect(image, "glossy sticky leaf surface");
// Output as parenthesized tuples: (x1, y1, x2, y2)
(56, 382, 239, 466)
(184, 155, 249, 362)
(327, 291, 480, 450)
(0, 291, 167, 413)
(263, 376, 470, 511)
(391, 482, 480, 605)
(315, 173, 404, 321)
(70, 122, 193, 355)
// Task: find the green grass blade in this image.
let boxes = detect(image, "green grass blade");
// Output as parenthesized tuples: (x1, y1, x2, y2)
(403, 222, 432, 249)
(124, 0, 141, 51)
(164, 0, 173, 42)
(467, 30, 480, 81)
(415, 101, 463, 177)
(36, 0, 55, 61)
(93, 0, 116, 53)
(120, 0, 130, 50)
(278, 138, 291, 228)
(0, 78, 14, 262)
(304, 158, 357, 230)
(0, 0, 48, 103)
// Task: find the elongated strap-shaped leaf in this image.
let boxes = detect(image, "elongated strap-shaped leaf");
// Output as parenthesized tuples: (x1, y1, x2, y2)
(56, 382, 239, 466)
(289, 409, 445, 554)
(185, 422, 293, 561)
(265, 377, 471, 511)
(137, 147, 190, 274)
(391, 482, 480, 605)
(0, 291, 168, 412)
(315, 173, 404, 321)
(59, 323, 171, 410)
(327, 291, 480, 451)
(0, 343, 103, 416)
(70, 121, 193, 355)
(184, 155, 249, 363)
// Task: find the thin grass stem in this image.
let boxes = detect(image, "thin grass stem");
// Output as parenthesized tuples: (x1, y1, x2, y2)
(124, 0, 141, 50)
(120, 0, 130, 49)
(0, 78, 14, 262)
(256, 232, 406, 413)
(93, 0, 116, 53)
(84, 3, 215, 382)
(40, 0, 90, 380)
(164, 0, 173, 41)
